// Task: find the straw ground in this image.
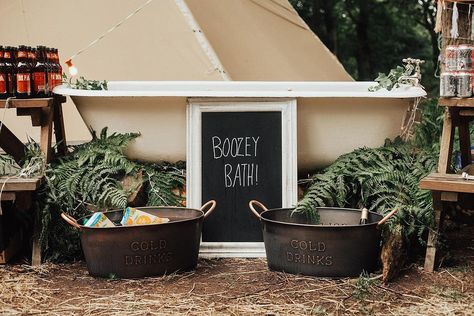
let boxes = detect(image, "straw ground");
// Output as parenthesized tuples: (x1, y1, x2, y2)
(1, 227, 473, 315)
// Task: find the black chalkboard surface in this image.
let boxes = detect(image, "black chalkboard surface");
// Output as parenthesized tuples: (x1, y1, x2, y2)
(201, 112, 282, 242)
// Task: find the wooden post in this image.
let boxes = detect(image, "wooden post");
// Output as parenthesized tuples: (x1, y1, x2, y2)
(53, 96, 68, 156)
(437, 108, 455, 173)
(31, 197, 42, 266)
(458, 117, 471, 168)
(424, 191, 445, 272)
(0, 125, 26, 164)
(39, 104, 54, 163)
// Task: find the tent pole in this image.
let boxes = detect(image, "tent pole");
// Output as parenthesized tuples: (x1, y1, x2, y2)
(174, 0, 231, 81)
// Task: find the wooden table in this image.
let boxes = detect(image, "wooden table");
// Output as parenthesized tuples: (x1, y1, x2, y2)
(0, 96, 68, 161)
(420, 97, 474, 272)
(0, 176, 42, 264)
(0, 95, 67, 265)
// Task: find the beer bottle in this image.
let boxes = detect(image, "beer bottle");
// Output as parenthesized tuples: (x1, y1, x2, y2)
(54, 48, 62, 89)
(0, 46, 8, 99)
(0, 46, 7, 99)
(4, 46, 16, 97)
(27, 46, 34, 68)
(11, 47, 18, 96)
(32, 46, 48, 98)
(359, 208, 369, 225)
(29, 47, 37, 97)
(40, 46, 51, 96)
(16, 45, 31, 98)
(46, 48, 57, 91)
(45, 48, 53, 92)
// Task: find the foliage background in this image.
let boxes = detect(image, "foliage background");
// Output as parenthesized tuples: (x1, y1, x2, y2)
(289, 0, 439, 94)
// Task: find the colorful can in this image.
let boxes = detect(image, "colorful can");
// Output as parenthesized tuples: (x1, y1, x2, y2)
(445, 45, 458, 71)
(84, 212, 116, 228)
(120, 207, 170, 226)
(457, 45, 474, 71)
(456, 72, 473, 98)
(440, 72, 457, 97)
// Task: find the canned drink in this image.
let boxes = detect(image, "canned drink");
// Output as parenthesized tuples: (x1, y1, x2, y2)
(457, 45, 474, 71)
(440, 72, 457, 97)
(445, 45, 458, 71)
(456, 72, 473, 98)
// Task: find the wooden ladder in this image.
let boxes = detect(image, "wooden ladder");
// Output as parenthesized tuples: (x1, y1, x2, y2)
(0, 95, 67, 265)
(419, 97, 474, 272)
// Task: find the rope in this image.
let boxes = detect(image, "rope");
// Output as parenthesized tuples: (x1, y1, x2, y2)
(450, 2, 459, 39)
(0, 97, 13, 136)
(68, 0, 154, 61)
(400, 97, 422, 141)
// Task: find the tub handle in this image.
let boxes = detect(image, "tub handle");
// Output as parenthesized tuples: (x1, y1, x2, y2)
(201, 200, 217, 219)
(61, 212, 82, 229)
(248, 200, 269, 220)
(377, 208, 399, 228)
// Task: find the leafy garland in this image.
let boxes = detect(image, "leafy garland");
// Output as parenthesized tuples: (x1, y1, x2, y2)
(368, 66, 407, 92)
(39, 128, 185, 262)
(62, 74, 108, 90)
(368, 58, 424, 92)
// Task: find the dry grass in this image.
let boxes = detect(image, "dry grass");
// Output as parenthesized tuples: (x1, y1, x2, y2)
(0, 258, 473, 316)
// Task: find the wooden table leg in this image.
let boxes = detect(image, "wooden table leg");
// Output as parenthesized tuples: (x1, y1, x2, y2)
(459, 118, 471, 169)
(438, 108, 455, 173)
(424, 191, 445, 272)
(36, 105, 53, 264)
(40, 105, 54, 163)
(0, 124, 26, 164)
(31, 202, 42, 266)
(33, 105, 52, 265)
(53, 96, 68, 156)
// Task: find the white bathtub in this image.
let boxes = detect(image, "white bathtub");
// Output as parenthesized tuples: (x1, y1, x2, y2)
(55, 81, 426, 171)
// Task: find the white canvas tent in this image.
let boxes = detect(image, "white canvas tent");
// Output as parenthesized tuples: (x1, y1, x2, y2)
(0, 0, 351, 143)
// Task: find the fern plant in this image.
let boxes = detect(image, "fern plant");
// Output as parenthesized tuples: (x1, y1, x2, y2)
(295, 97, 444, 244)
(39, 128, 185, 262)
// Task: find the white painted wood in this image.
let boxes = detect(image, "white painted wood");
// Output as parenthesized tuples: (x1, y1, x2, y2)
(187, 98, 297, 257)
(199, 242, 266, 258)
(55, 81, 426, 98)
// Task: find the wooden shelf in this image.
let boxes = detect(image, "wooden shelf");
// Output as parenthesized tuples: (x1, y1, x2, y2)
(0, 98, 54, 109)
(0, 95, 67, 266)
(419, 173, 474, 194)
(439, 98, 474, 107)
(0, 176, 42, 192)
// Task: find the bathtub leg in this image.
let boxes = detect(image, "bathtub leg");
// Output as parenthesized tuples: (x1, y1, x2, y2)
(39, 105, 54, 163)
(53, 95, 68, 155)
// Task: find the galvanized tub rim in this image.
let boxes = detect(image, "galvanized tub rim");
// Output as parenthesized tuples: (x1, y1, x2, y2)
(257, 207, 383, 229)
(61, 201, 216, 278)
(75, 206, 206, 230)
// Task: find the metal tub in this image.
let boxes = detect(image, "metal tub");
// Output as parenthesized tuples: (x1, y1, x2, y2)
(61, 201, 216, 278)
(249, 200, 396, 277)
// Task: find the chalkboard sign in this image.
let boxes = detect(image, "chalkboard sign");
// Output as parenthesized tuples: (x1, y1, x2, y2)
(202, 111, 282, 242)
(187, 99, 297, 256)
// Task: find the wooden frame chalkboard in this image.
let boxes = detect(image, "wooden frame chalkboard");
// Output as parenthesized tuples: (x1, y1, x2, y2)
(187, 98, 297, 257)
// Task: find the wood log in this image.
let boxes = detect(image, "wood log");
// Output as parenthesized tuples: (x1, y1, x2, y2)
(121, 171, 146, 207)
(381, 226, 406, 283)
